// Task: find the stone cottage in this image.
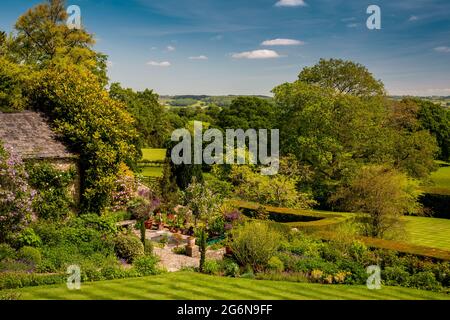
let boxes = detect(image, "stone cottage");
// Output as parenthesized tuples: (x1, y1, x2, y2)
(0, 111, 80, 204)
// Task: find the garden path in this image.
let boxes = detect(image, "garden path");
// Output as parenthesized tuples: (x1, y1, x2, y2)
(134, 229, 225, 272)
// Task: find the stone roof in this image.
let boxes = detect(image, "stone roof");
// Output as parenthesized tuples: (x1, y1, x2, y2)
(0, 111, 76, 160)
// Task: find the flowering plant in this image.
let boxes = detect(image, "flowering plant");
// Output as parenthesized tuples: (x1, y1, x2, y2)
(0, 143, 34, 243)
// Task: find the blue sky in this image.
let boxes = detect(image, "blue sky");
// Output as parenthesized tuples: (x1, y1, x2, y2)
(1, 0, 450, 96)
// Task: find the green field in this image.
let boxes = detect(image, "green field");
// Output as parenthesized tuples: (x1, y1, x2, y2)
(404, 216, 450, 250)
(4, 272, 449, 300)
(141, 148, 166, 162)
(139, 148, 167, 178)
(423, 162, 450, 195)
(140, 166, 164, 178)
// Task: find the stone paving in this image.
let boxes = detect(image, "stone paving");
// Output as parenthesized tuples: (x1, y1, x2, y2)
(134, 229, 225, 272)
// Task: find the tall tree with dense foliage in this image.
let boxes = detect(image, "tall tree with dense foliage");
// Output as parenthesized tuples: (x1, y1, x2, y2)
(298, 58, 385, 97)
(387, 99, 439, 178)
(109, 83, 171, 148)
(30, 65, 139, 213)
(416, 99, 450, 161)
(0, 57, 32, 112)
(7, 0, 108, 85)
(218, 96, 277, 130)
(273, 80, 389, 202)
(274, 60, 439, 205)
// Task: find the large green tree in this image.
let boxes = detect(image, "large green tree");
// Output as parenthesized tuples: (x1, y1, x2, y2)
(8, 0, 108, 85)
(274, 60, 438, 204)
(109, 83, 171, 148)
(273, 80, 390, 201)
(0, 57, 32, 112)
(298, 58, 385, 98)
(416, 99, 450, 161)
(218, 96, 277, 130)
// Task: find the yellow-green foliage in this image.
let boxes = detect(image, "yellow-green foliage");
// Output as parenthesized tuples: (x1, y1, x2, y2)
(0, 57, 32, 112)
(31, 65, 139, 213)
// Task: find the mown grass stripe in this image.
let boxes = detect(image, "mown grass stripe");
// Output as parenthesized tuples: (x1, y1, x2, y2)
(7, 272, 450, 300)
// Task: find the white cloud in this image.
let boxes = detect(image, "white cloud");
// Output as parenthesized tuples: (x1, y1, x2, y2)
(146, 61, 171, 67)
(261, 38, 304, 46)
(434, 46, 450, 53)
(409, 15, 419, 21)
(275, 0, 307, 7)
(167, 45, 176, 51)
(189, 55, 208, 60)
(232, 49, 281, 59)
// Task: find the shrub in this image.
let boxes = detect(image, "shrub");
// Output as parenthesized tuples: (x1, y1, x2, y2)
(144, 239, 154, 256)
(347, 240, 369, 264)
(0, 144, 34, 243)
(284, 235, 323, 259)
(133, 255, 159, 276)
(409, 271, 442, 291)
(17, 246, 41, 266)
(294, 258, 339, 276)
(113, 234, 144, 263)
(275, 252, 301, 271)
(221, 259, 240, 277)
(230, 222, 282, 272)
(0, 259, 30, 272)
(27, 161, 75, 220)
(0, 243, 16, 261)
(202, 259, 220, 275)
(15, 228, 42, 248)
(267, 256, 284, 272)
(240, 264, 255, 279)
(0, 272, 66, 290)
(335, 260, 367, 285)
(383, 266, 410, 286)
(0, 291, 22, 300)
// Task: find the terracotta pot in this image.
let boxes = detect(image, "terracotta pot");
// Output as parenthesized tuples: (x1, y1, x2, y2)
(225, 246, 233, 255)
(144, 220, 153, 229)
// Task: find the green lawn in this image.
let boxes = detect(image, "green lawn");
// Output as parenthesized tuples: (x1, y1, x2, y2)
(140, 166, 163, 178)
(403, 216, 450, 251)
(140, 148, 166, 178)
(141, 148, 166, 162)
(5, 272, 449, 300)
(424, 162, 450, 195)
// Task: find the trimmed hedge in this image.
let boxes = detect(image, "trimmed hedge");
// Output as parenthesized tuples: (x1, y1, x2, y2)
(228, 200, 352, 233)
(0, 272, 66, 290)
(316, 231, 450, 261)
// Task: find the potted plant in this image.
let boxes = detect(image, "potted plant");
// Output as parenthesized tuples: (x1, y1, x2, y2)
(144, 218, 153, 230)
